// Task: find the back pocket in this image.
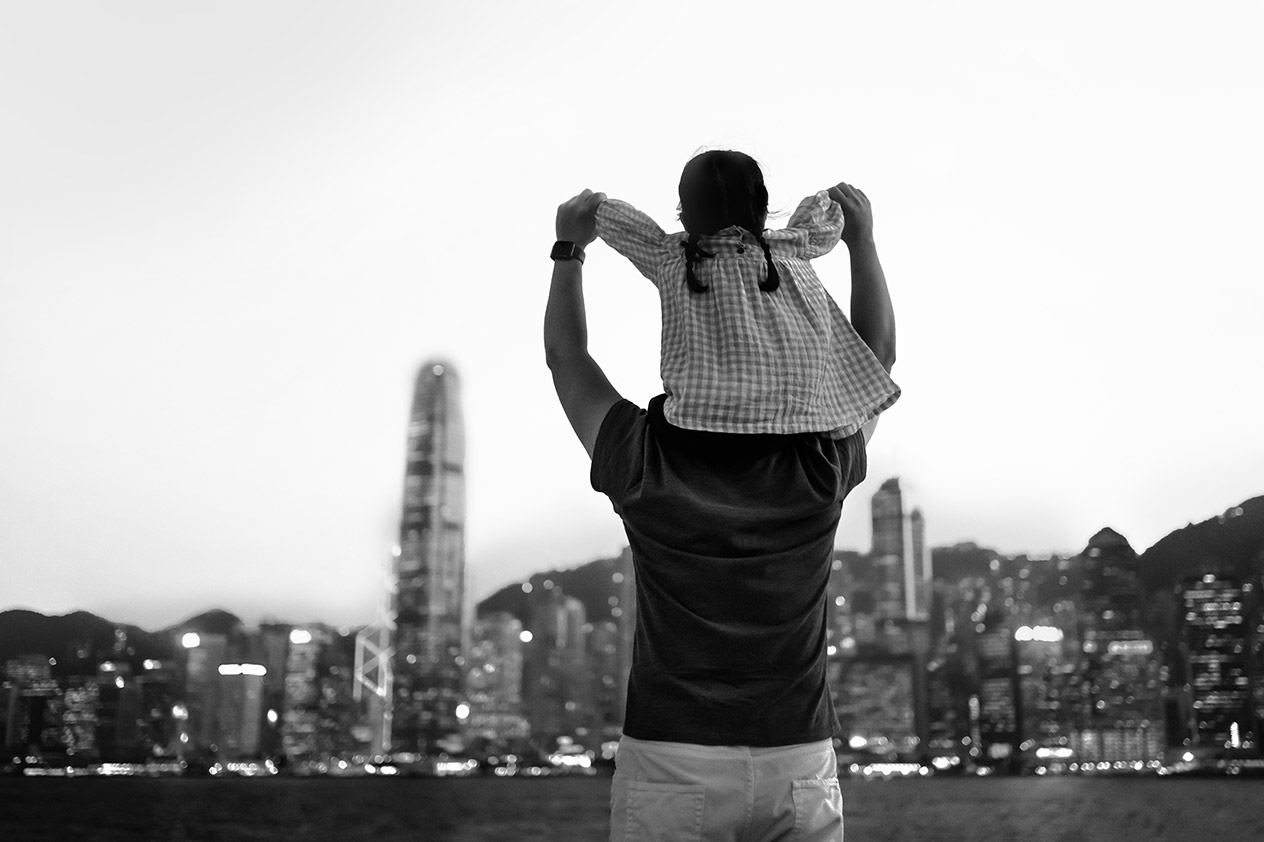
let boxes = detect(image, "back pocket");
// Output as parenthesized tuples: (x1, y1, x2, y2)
(791, 777, 843, 841)
(626, 781, 705, 842)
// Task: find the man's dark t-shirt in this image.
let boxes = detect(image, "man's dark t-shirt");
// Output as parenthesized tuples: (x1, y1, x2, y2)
(591, 395, 868, 746)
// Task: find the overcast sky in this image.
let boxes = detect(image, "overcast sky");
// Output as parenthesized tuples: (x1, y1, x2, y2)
(2, 1, 1261, 630)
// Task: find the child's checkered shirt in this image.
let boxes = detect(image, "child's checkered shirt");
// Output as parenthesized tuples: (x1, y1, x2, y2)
(595, 190, 899, 437)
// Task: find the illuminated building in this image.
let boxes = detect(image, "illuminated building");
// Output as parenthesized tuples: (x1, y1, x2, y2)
(974, 592, 1019, 770)
(523, 585, 590, 744)
(1013, 623, 1075, 770)
(3, 656, 60, 757)
(838, 481, 932, 757)
(1179, 574, 1260, 757)
(282, 626, 325, 760)
(465, 613, 529, 747)
(282, 626, 359, 762)
(177, 629, 229, 752)
(61, 679, 100, 757)
(135, 659, 178, 759)
(94, 661, 144, 761)
(587, 620, 621, 739)
(870, 478, 931, 621)
(923, 584, 971, 764)
(216, 663, 267, 759)
(835, 658, 918, 758)
(391, 360, 467, 755)
(1070, 529, 1164, 767)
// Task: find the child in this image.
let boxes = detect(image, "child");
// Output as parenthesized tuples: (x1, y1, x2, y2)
(594, 149, 900, 438)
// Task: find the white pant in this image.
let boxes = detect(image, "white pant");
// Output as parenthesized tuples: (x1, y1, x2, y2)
(610, 735, 843, 842)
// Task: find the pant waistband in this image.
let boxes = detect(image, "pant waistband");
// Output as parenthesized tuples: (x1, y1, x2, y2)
(619, 734, 834, 760)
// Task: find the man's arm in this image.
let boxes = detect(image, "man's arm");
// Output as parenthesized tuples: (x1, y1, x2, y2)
(830, 182, 896, 372)
(544, 189, 623, 459)
(829, 182, 895, 444)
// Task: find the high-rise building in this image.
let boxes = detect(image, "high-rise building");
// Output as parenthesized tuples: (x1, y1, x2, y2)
(1069, 529, 1164, 768)
(587, 620, 622, 740)
(974, 590, 1020, 770)
(1179, 573, 1260, 758)
(846, 480, 933, 758)
(871, 478, 931, 621)
(391, 360, 467, 755)
(3, 656, 60, 757)
(523, 585, 591, 744)
(465, 613, 529, 749)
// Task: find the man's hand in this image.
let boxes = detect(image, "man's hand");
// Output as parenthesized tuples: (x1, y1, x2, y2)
(828, 182, 873, 247)
(556, 189, 607, 246)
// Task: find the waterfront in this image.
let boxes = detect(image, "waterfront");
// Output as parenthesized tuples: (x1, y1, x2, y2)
(2, 776, 1263, 842)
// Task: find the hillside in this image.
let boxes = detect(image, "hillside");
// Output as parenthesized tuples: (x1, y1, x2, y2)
(1139, 495, 1264, 591)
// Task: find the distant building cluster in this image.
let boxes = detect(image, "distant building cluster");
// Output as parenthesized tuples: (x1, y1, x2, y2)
(5, 363, 1263, 778)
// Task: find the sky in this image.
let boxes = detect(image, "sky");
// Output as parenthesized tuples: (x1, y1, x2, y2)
(2, 1, 1261, 630)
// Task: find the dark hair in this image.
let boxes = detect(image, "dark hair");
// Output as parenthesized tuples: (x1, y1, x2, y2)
(678, 150, 780, 293)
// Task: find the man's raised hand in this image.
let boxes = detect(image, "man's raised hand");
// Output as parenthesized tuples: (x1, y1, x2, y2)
(556, 189, 607, 246)
(828, 182, 874, 247)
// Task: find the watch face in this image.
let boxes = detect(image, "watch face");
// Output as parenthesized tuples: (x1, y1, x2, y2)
(552, 242, 578, 260)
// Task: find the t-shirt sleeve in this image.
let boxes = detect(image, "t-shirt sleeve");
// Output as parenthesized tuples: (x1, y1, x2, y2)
(590, 399, 645, 509)
(836, 429, 869, 502)
(595, 199, 670, 286)
(783, 190, 844, 259)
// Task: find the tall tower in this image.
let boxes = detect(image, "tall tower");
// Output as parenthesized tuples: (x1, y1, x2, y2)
(870, 478, 931, 621)
(391, 360, 467, 755)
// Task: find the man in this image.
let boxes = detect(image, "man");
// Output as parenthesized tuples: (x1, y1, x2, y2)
(545, 184, 895, 842)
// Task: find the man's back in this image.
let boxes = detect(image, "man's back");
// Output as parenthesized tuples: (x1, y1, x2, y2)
(591, 396, 868, 746)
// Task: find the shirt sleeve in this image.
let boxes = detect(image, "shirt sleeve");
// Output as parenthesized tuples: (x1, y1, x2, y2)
(589, 399, 645, 511)
(595, 199, 671, 286)
(835, 429, 869, 503)
(783, 190, 844, 259)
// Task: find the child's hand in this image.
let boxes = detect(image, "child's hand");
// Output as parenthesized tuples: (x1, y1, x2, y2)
(828, 182, 874, 246)
(555, 189, 607, 246)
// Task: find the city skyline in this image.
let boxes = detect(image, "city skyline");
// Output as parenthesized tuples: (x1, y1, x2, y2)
(3, 3, 1262, 629)
(5, 485, 1262, 779)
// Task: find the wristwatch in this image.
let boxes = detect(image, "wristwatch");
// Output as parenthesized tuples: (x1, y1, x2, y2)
(550, 240, 586, 264)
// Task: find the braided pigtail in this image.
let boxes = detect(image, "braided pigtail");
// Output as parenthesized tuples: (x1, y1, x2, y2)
(683, 233, 713, 293)
(754, 232, 780, 292)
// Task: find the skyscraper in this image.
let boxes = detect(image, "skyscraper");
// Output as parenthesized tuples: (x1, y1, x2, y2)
(391, 360, 467, 755)
(1070, 528, 1164, 767)
(1180, 573, 1259, 757)
(870, 478, 931, 621)
(465, 612, 529, 749)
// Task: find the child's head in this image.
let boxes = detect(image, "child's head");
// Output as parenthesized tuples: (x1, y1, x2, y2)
(678, 150, 769, 235)
(678, 150, 780, 293)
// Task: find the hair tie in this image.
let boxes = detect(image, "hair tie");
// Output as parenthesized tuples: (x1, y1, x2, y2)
(755, 232, 780, 292)
(683, 234, 714, 293)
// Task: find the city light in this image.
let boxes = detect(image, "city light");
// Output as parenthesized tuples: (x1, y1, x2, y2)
(290, 629, 313, 645)
(181, 632, 201, 648)
(217, 663, 267, 677)
(1106, 640, 1153, 656)
(1014, 625, 1063, 642)
(519, 630, 533, 643)
(1036, 747, 1073, 759)
(455, 703, 470, 721)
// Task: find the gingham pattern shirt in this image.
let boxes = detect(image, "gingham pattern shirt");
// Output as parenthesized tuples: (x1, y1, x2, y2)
(596, 191, 900, 436)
